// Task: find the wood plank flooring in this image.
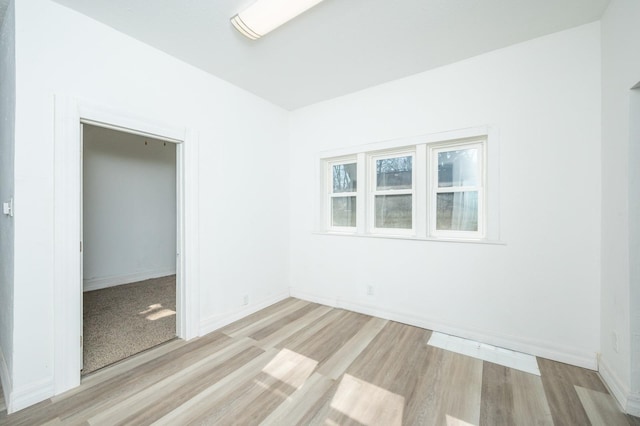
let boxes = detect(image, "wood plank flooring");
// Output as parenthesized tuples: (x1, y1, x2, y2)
(0, 297, 637, 425)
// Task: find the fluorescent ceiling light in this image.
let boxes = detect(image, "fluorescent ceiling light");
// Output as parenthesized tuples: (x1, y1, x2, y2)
(231, 0, 325, 40)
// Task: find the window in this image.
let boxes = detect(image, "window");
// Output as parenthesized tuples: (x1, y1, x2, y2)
(327, 159, 357, 230)
(319, 128, 494, 242)
(431, 143, 484, 238)
(370, 152, 415, 233)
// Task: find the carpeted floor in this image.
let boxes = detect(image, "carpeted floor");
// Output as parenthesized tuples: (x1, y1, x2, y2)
(82, 275, 176, 375)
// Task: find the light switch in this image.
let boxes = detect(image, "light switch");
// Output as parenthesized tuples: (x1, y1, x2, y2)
(3, 198, 13, 217)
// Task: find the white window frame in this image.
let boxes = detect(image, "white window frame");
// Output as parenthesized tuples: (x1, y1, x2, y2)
(429, 140, 486, 239)
(368, 149, 416, 236)
(317, 126, 500, 244)
(326, 157, 358, 233)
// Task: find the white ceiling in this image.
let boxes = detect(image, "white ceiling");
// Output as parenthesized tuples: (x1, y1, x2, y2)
(48, 0, 609, 110)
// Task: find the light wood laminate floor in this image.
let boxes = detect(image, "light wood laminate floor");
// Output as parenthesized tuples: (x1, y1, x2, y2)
(0, 298, 636, 425)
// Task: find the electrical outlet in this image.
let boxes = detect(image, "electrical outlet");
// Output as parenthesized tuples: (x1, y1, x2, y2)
(613, 331, 619, 353)
(243, 294, 249, 306)
(366, 285, 374, 296)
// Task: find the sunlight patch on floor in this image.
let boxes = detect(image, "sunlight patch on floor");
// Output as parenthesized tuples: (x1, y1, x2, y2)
(262, 348, 318, 390)
(428, 332, 540, 375)
(446, 414, 477, 426)
(330, 374, 404, 425)
(139, 303, 176, 321)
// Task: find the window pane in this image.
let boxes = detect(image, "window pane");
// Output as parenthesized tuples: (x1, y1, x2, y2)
(332, 196, 356, 227)
(376, 156, 412, 190)
(375, 194, 412, 229)
(333, 163, 357, 193)
(438, 148, 479, 187)
(436, 192, 478, 231)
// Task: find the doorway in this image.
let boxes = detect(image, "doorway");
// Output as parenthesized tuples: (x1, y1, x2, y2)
(53, 97, 200, 395)
(81, 124, 178, 374)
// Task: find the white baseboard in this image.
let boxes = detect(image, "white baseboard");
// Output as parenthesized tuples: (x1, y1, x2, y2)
(598, 357, 630, 413)
(199, 291, 290, 336)
(0, 347, 11, 413)
(83, 269, 176, 292)
(598, 357, 640, 416)
(289, 288, 598, 370)
(9, 377, 54, 414)
(628, 393, 640, 417)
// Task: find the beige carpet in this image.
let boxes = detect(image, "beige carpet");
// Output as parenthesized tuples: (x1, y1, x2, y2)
(82, 275, 176, 375)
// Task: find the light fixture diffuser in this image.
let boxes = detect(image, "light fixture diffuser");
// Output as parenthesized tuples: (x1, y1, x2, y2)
(231, 0, 325, 40)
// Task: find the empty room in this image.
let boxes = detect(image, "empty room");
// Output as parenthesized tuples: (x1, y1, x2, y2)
(0, 0, 639, 424)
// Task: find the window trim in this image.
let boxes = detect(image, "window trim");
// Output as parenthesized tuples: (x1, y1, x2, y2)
(326, 157, 358, 233)
(317, 126, 500, 243)
(368, 149, 416, 236)
(429, 140, 486, 239)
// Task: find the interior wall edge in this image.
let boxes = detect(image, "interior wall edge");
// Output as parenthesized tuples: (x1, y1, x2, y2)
(599, 355, 637, 415)
(628, 392, 640, 417)
(0, 346, 12, 413)
(290, 288, 598, 371)
(7, 376, 53, 415)
(198, 291, 290, 336)
(83, 269, 177, 292)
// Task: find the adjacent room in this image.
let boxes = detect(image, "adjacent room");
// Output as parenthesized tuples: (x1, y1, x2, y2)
(0, 0, 639, 423)
(81, 124, 177, 374)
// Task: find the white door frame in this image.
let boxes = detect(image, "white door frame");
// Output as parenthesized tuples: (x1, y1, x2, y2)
(53, 95, 200, 395)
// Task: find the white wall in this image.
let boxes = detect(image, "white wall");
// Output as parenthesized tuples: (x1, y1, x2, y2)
(599, 0, 640, 414)
(82, 125, 176, 291)
(0, 0, 15, 405)
(8, 0, 289, 412)
(289, 23, 602, 368)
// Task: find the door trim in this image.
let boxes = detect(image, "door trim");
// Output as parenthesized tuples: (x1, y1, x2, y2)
(53, 95, 200, 395)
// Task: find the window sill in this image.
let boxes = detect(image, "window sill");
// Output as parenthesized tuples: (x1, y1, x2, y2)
(313, 231, 505, 245)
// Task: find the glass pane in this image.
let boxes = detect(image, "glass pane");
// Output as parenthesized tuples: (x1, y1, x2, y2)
(332, 163, 357, 193)
(438, 148, 479, 187)
(436, 192, 478, 231)
(332, 196, 356, 227)
(375, 194, 412, 229)
(376, 156, 412, 190)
